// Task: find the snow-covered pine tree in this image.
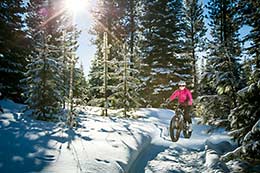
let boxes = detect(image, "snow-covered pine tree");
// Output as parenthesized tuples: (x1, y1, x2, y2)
(104, 0, 143, 116)
(22, 0, 45, 111)
(87, 52, 105, 107)
(0, 0, 28, 102)
(49, 0, 80, 124)
(198, 0, 243, 127)
(224, 0, 260, 161)
(127, 0, 144, 109)
(24, 31, 62, 119)
(58, 8, 81, 124)
(111, 44, 142, 117)
(183, 0, 207, 98)
(58, 30, 70, 109)
(229, 70, 260, 143)
(87, 32, 119, 116)
(73, 63, 88, 106)
(88, 0, 130, 114)
(139, 0, 191, 107)
(223, 69, 260, 162)
(23, 0, 77, 120)
(56, 11, 78, 109)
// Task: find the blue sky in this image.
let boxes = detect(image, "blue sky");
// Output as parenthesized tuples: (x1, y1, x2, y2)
(75, 4, 96, 77)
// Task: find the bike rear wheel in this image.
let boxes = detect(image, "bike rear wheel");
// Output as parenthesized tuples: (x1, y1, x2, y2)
(183, 122, 192, 138)
(183, 129, 192, 138)
(169, 116, 181, 142)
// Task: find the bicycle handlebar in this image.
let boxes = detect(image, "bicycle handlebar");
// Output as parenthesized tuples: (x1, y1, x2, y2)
(160, 99, 179, 109)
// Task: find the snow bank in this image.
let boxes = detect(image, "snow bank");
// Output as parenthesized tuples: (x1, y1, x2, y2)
(205, 140, 234, 172)
(0, 99, 26, 113)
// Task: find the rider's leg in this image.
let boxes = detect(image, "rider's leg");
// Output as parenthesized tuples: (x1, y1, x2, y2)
(184, 106, 193, 131)
(183, 105, 192, 124)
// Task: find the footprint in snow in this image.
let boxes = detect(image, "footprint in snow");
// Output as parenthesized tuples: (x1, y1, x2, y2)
(35, 155, 56, 162)
(95, 158, 110, 164)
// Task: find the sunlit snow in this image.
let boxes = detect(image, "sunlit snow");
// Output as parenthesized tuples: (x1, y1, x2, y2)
(0, 99, 247, 173)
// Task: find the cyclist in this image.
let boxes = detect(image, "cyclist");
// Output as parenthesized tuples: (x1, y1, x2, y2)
(167, 80, 193, 132)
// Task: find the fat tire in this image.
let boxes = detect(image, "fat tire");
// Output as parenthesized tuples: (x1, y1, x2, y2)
(183, 130, 192, 138)
(183, 121, 192, 138)
(169, 116, 181, 142)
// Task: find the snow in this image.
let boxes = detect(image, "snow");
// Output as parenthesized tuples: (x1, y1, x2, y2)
(0, 99, 247, 173)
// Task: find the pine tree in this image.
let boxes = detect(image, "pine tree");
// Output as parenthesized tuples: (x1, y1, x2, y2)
(73, 63, 88, 106)
(24, 1, 56, 119)
(87, 53, 105, 106)
(183, 0, 207, 98)
(24, 33, 62, 119)
(198, 0, 243, 126)
(111, 44, 142, 116)
(139, 0, 191, 107)
(57, 10, 79, 109)
(110, 0, 143, 115)
(88, 32, 119, 116)
(23, 0, 79, 120)
(88, 0, 135, 114)
(236, 0, 260, 69)
(225, 0, 260, 160)
(0, 0, 29, 102)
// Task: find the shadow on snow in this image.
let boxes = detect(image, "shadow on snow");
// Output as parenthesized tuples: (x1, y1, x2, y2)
(0, 110, 92, 173)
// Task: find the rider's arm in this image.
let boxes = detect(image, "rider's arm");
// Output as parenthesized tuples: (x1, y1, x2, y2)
(169, 90, 179, 101)
(187, 90, 193, 105)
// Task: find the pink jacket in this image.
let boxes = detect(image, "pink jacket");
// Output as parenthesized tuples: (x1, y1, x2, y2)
(169, 88, 193, 105)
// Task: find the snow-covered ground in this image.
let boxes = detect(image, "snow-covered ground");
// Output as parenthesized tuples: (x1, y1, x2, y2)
(0, 99, 254, 173)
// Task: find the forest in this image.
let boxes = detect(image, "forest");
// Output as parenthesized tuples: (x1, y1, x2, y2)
(0, 0, 259, 163)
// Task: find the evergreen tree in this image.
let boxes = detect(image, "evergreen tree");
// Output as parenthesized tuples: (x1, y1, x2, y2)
(73, 63, 88, 106)
(112, 44, 142, 116)
(24, 32, 62, 118)
(0, 0, 29, 102)
(224, 0, 260, 160)
(24, 1, 57, 118)
(23, 0, 79, 119)
(87, 52, 105, 106)
(198, 0, 243, 126)
(183, 0, 207, 98)
(110, 0, 143, 115)
(236, 0, 260, 69)
(57, 10, 79, 109)
(139, 0, 191, 107)
(88, 0, 137, 114)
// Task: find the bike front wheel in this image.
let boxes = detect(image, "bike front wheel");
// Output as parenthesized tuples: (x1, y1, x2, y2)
(169, 116, 181, 142)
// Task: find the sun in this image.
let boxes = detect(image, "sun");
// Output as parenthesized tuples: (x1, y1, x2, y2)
(65, 0, 88, 14)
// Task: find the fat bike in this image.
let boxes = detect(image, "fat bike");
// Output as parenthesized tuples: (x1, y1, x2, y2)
(169, 105, 192, 142)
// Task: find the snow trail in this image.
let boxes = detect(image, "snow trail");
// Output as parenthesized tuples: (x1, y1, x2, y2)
(127, 109, 233, 173)
(0, 100, 236, 173)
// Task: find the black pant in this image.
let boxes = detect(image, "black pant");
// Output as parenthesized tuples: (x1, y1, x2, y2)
(179, 104, 192, 124)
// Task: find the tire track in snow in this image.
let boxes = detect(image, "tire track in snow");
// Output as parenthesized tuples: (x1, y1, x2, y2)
(128, 117, 210, 173)
(145, 146, 205, 173)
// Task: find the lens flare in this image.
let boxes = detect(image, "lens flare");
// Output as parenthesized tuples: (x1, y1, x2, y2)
(65, 0, 88, 14)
